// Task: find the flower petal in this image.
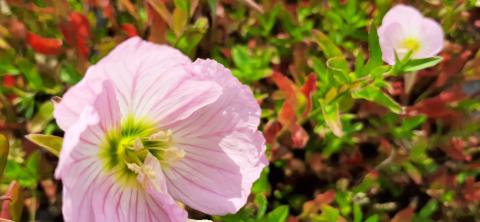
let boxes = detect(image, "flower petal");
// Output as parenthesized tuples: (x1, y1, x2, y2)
(53, 69, 105, 131)
(416, 18, 444, 59)
(54, 37, 201, 129)
(381, 4, 422, 35)
(378, 22, 406, 65)
(55, 79, 123, 222)
(92, 155, 187, 222)
(164, 59, 267, 215)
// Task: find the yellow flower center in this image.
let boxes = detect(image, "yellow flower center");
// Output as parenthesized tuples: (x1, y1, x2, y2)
(401, 37, 421, 54)
(98, 116, 185, 187)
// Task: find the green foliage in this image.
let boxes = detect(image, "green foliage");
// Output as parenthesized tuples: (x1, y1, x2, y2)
(0, 0, 479, 221)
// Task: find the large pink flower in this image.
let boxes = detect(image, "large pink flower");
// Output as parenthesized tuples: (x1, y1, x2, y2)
(378, 4, 444, 65)
(53, 37, 267, 222)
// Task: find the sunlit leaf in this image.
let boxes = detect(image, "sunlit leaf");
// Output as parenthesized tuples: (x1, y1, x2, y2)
(27, 102, 54, 133)
(403, 56, 443, 72)
(0, 134, 8, 181)
(352, 86, 402, 114)
(26, 134, 62, 157)
(262, 205, 289, 222)
(320, 101, 343, 137)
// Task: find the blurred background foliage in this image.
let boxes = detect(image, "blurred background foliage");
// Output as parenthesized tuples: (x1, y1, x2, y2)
(1, 0, 480, 221)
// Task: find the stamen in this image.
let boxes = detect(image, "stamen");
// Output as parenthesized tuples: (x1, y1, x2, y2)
(162, 147, 186, 165)
(133, 138, 144, 150)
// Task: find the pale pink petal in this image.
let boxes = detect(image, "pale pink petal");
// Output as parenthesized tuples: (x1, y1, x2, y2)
(164, 59, 267, 215)
(416, 18, 444, 59)
(53, 68, 105, 131)
(92, 155, 187, 222)
(381, 4, 422, 35)
(55, 37, 217, 129)
(55, 79, 123, 222)
(55, 80, 120, 178)
(378, 22, 406, 65)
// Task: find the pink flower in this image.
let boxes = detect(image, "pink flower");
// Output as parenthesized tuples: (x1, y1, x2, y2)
(378, 5, 444, 65)
(53, 37, 267, 222)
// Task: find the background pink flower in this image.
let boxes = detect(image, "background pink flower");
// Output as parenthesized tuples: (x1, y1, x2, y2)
(53, 37, 267, 222)
(378, 4, 444, 65)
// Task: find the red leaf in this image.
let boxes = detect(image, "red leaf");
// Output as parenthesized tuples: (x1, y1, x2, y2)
(279, 103, 309, 148)
(444, 137, 471, 161)
(290, 124, 309, 148)
(2, 75, 15, 88)
(391, 207, 414, 222)
(464, 177, 480, 201)
(0, 181, 21, 220)
(26, 32, 62, 55)
(121, 23, 138, 37)
(9, 19, 26, 40)
(61, 12, 90, 59)
(314, 190, 336, 205)
(436, 50, 472, 87)
(279, 102, 296, 128)
(263, 120, 282, 145)
(271, 71, 299, 107)
(407, 87, 465, 119)
(300, 73, 317, 117)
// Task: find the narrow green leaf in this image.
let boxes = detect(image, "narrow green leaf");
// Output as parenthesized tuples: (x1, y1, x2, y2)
(364, 215, 379, 222)
(0, 134, 9, 181)
(27, 101, 54, 133)
(172, 7, 188, 37)
(403, 161, 422, 184)
(403, 56, 443, 72)
(16, 58, 43, 90)
(207, 0, 217, 21)
(255, 194, 268, 219)
(26, 134, 62, 157)
(365, 25, 382, 69)
(263, 206, 289, 222)
(174, 0, 189, 11)
(6, 181, 23, 222)
(419, 199, 438, 218)
(402, 115, 427, 131)
(352, 86, 402, 114)
(320, 101, 343, 137)
(353, 203, 363, 222)
(313, 30, 343, 58)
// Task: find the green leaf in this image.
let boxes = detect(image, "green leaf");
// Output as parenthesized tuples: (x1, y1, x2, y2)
(16, 58, 43, 90)
(263, 206, 289, 222)
(60, 63, 82, 84)
(255, 194, 268, 219)
(351, 86, 402, 114)
(0, 134, 9, 181)
(6, 181, 23, 222)
(419, 199, 438, 218)
(313, 30, 343, 58)
(402, 115, 427, 131)
(27, 101, 54, 133)
(364, 215, 379, 222)
(403, 161, 422, 184)
(26, 134, 62, 157)
(207, 0, 217, 20)
(252, 167, 270, 193)
(174, 0, 190, 11)
(26, 151, 40, 177)
(320, 205, 340, 222)
(402, 56, 443, 72)
(320, 101, 343, 137)
(364, 25, 382, 71)
(353, 203, 363, 222)
(172, 7, 188, 37)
